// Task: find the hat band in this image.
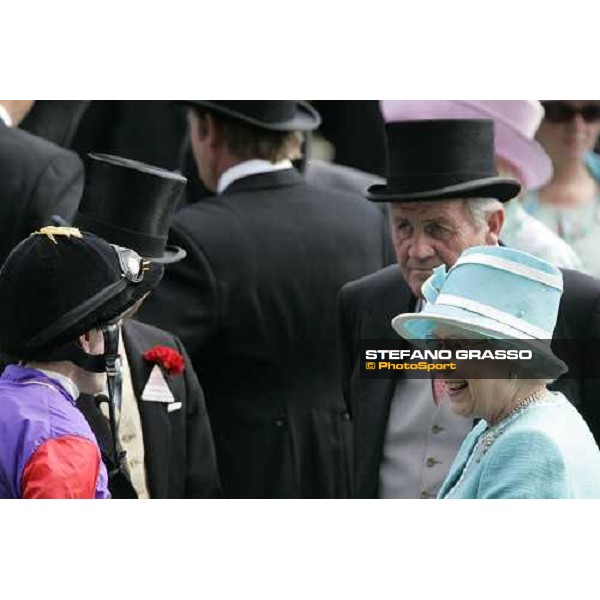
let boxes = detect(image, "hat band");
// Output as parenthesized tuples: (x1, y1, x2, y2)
(75, 213, 167, 259)
(453, 254, 563, 290)
(387, 172, 496, 193)
(435, 294, 553, 339)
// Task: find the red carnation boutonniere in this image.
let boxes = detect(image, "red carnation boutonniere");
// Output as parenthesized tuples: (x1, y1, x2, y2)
(143, 345, 185, 376)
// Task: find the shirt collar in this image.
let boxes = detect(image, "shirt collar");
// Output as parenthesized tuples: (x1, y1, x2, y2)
(0, 104, 12, 127)
(35, 368, 80, 400)
(1, 364, 79, 403)
(217, 159, 293, 194)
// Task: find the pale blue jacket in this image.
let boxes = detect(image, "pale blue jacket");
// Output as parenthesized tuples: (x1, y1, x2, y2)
(438, 393, 600, 499)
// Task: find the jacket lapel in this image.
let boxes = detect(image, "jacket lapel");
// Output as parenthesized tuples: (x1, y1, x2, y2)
(121, 320, 173, 499)
(355, 273, 418, 497)
(437, 427, 481, 498)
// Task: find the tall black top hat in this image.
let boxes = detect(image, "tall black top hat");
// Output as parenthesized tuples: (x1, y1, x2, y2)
(74, 154, 187, 264)
(366, 119, 521, 203)
(0, 228, 163, 360)
(179, 100, 321, 132)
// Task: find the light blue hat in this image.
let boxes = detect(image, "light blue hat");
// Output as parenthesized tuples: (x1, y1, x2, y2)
(392, 245, 567, 377)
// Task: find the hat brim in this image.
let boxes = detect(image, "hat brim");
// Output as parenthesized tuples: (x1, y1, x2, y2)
(392, 307, 567, 379)
(178, 100, 321, 131)
(365, 176, 521, 203)
(101, 260, 164, 323)
(149, 245, 186, 264)
(490, 118, 552, 190)
(73, 217, 187, 266)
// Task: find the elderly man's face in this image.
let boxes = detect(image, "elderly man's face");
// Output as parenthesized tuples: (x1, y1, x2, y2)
(390, 200, 502, 297)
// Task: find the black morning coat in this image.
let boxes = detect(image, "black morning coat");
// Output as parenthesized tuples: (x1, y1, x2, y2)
(138, 168, 390, 498)
(338, 264, 600, 498)
(78, 319, 222, 498)
(0, 119, 83, 263)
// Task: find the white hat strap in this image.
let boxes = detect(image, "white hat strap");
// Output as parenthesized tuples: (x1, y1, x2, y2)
(436, 294, 553, 339)
(453, 254, 563, 290)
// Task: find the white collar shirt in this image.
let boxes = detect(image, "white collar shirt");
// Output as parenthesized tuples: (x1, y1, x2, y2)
(0, 105, 12, 127)
(216, 159, 293, 194)
(36, 368, 80, 401)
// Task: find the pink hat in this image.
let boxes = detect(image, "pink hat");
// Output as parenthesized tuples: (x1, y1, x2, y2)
(379, 100, 552, 190)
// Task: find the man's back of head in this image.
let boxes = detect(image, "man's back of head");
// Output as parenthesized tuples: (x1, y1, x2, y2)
(180, 101, 320, 191)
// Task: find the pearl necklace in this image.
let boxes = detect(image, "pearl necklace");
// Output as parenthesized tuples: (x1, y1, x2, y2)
(493, 387, 549, 429)
(477, 387, 549, 458)
(443, 388, 552, 497)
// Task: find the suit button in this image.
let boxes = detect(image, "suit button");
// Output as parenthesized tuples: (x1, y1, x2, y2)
(426, 457, 439, 468)
(420, 491, 433, 499)
(431, 425, 444, 434)
(274, 419, 285, 427)
(342, 411, 351, 421)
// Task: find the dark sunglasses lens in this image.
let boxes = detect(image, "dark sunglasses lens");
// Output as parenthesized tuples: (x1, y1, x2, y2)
(581, 105, 600, 122)
(544, 102, 600, 123)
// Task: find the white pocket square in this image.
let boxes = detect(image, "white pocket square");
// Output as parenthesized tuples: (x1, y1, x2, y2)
(142, 365, 176, 404)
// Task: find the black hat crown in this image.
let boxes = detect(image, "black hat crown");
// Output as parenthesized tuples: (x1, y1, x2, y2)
(366, 119, 521, 203)
(75, 154, 187, 263)
(0, 228, 162, 357)
(179, 100, 321, 132)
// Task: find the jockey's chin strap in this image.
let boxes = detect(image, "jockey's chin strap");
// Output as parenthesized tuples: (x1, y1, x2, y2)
(96, 323, 126, 478)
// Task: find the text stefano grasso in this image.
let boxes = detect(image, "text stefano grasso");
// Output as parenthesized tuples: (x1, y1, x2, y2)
(143, 346, 185, 375)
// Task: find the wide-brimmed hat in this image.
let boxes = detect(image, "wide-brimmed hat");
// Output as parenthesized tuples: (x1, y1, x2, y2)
(366, 119, 521, 203)
(379, 100, 552, 190)
(74, 153, 187, 264)
(392, 245, 567, 378)
(178, 100, 321, 132)
(0, 227, 163, 359)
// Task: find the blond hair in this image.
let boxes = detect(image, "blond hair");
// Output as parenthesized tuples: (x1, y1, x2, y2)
(194, 109, 303, 163)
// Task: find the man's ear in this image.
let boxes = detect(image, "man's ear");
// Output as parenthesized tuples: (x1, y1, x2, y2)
(78, 330, 93, 353)
(485, 208, 504, 245)
(204, 113, 223, 151)
(188, 111, 221, 149)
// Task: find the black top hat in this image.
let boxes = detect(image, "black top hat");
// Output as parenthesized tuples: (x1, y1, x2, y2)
(366, 119, 521, 203)
(0, 228, 163, 359)
(74, 154, 187, 264)
(179, 100, 321, 132)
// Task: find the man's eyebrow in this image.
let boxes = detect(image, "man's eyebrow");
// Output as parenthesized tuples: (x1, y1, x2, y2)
(422, 216, 450, 224)
(392, 214, 449, 224)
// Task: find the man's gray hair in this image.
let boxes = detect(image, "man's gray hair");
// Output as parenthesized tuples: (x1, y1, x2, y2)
(463, 198, 504, 229)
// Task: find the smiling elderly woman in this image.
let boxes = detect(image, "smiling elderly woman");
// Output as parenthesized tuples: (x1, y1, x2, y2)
(393, 245, 600, 499)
